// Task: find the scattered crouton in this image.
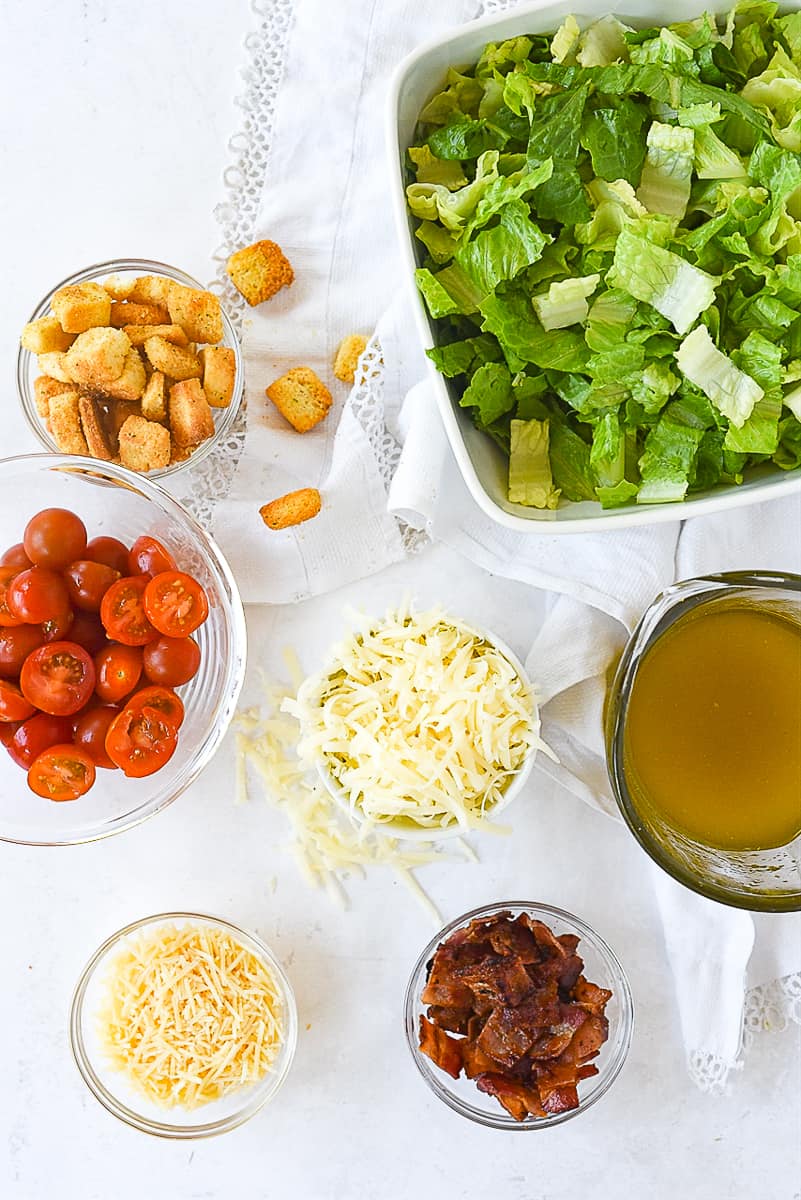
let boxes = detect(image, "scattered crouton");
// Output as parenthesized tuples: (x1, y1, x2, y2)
(128, 275, 172, 307)
(266, 366, 332, 433)
(37, 352, 73, 383)
(65, 327, 131, 386)
(102, 273, 136, 301)
(97, 348, 146, 401)
(118, 414, 171, 472)
(199, 345, 236, 408)
(77, 396, 113, 461)
(143, 336, 202, 381)
(167, 283, 223, 344)
(259, 488, 321, 530)
(170, 438, 195, 464)
(33, 375, 74, 419)
(123, 323, 189, 348)
(226, 240, 294, 306)
(333, 334, 368, 384)
(104, 401, 141, 453)
(49, 392, 89, 455)
(21, 317, 75, 355)
(110, 300, 170, 328)
(51, 282, 111, 333)
(169, 379, 215, 446)
(141, 371, 168, 422)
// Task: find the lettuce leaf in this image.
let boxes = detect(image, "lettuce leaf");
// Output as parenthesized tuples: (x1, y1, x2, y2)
(607, 228, 719, 332)
(508, 419, 561, 507)
(675, 324, 763, 427)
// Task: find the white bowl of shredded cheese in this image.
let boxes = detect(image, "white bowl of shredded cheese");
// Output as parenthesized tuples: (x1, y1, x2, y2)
(285, 605, 548, 841)
(70, 913, 297, 1138)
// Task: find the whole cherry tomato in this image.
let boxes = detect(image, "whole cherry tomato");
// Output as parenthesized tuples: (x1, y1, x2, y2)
(0, 624, 45, 678)
(127, 535, 176, 578)
(64, 560, 121, 612)
(7, 567, 70, 625)
(142, 636, 200, 687)
(66, 612, 108, 655)
(143, 572, 209, 638)
(105, 704, 178, 777)
(40, 608, 75, 643)
(1, 543, 33, 570)
(28, 744, 95, 801)
(0, 679, 36, 722)
(20, 641, 96, 716)
(100, 576, 158, 646)
(7, 713, 74, 769)
(24, 508, 87, 570)
(85, 536, 130, 575)
(74, 705, 119, 769)
(94, 644, 143, 704)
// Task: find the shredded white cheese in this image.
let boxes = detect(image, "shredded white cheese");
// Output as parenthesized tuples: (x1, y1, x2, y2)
(98, 923, 285, 1110)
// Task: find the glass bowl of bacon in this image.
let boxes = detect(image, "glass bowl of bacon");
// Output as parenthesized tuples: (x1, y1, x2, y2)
(404, 901, 633, 1129)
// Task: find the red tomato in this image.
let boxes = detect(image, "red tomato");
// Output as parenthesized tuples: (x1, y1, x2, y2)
(85, 536, 130, 575)
(66, 611, 108, 655)
(143, 572, 209, 638)
(40, 608, 75, 643)
(24, 509, 87, 570)
(64, 560, 121, 612)
(1, 543, 33, 570)
(0, 624, 45, 678)
(0, 679, 36, 722)
(126, 684, 184, 729)
(143, 636, 200, 687)
(20, 641, 96, 716)
(0, 720, 21, 747)
(105, 704, 178, 777)
(0, 566, 25, 627)
(7, 567, 70, 624)
(74, 705, 119, 769)
(7, 713, 74, 769)
(100, 576, 158, 646)
(94, 644, 142, 703)
(127, 535, 176, 578)
(28, 744, 95, 801)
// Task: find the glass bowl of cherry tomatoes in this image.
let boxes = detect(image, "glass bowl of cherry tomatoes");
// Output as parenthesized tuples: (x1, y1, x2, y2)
(0, 453, 246, 845)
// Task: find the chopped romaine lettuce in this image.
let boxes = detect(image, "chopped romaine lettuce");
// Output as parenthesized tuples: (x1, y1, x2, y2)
(508, 419, 561, 508)
(532, 274, 600, 330)
(675, 325, 763, 427)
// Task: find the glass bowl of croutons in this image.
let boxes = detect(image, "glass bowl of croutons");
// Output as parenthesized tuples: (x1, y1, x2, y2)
(0, 453, 247, 845)
(17, 259, 244, 479)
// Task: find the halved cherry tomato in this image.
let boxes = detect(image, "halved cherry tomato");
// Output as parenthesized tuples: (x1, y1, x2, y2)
(7, 713, 74, 769)
(0, 679, 36, 722)
(128, 535, 176, 578)
(24, 508, 87, 570)
(1, 543, 33, 570)
(100, 576, 158, 646)
(85, 536, 130, 575)
(7, 567, 70, 625)
(28, 744, 95, 801)
(94, 644, 142, 704)
(143, 572, 209, 638)
(66, 611, 107, 655)
(20, 641, 95, 716)
(64, 560, 121, 612)
(41, 608, 75, 643)
(143, 635, 200, 687)
(126, 684, 184, 730)
(74, 705, 119, 769)
(105, 704, 178, 777)
(0, 567, 25, 627)
(0, 624, 45, 678)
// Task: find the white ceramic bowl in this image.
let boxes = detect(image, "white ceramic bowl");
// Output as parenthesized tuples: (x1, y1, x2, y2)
(387, 1, 801, 534)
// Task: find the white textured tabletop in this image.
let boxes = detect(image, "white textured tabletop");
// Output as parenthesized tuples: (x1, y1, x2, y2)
(0, 4, 799, 1199)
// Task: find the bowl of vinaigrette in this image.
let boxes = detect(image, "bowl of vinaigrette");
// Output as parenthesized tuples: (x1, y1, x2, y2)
(606, 572, 801, 912)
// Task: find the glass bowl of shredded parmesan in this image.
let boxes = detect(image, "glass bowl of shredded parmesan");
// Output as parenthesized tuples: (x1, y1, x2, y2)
(285, 604, 549, 840)
(70, 912, 297, 1137)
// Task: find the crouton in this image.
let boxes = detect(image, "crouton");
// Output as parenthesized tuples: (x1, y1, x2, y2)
(33, 375, 74, 419)
(141, 371, 167, 422)
(128, 275, 172, 307)
(37, 352, 73, 384)
(110, 301, 170, 328)
(170, 438, 195, 464)
(49, 392, 89, 455)
(169, 379, 215, 446)
(143, 336, 202, 381)
(104, 401, 141, 453)
(65, 327, 130, 386)
(97, 348, 146, 401)
(265, 366, 332, 433)
(333, 334, 368, 384)
(199, 345, 236, 408)
(78, 395, 113, 461)
(123, 323, 188, 348)
(259, 488, 321, 530)
(118, 414, 171, 472)
(167, 283, 223, 344)
(51, 282, 111, 333)
(20, 317, 75, 355)
(102, 273, 136, 301)
(226, 240, 294, 306)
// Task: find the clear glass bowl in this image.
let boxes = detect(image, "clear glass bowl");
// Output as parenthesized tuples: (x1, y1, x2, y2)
(0, 453, 246, 846)
(404, 901, 634, 1130)
(17, 257, 243, 481)
(70, 912, 298, 1139)
(606, 572, 801, 912)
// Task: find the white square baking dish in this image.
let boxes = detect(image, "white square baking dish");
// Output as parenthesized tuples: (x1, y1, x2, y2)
(387, 1, 801, 534)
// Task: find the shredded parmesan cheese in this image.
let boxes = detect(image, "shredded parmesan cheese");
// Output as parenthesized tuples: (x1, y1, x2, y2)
(98, 923, 285, 1109)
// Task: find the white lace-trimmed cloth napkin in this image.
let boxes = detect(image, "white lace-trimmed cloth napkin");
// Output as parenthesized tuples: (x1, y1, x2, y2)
(210, 0, 801, 1091)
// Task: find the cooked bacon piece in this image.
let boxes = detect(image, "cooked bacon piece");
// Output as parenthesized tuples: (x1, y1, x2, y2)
(426, 1005, 472, 1035)
(418, 1015, 463, 1080)
(487, 914, 541, 963)
(421, 952, 475, 1010)
(558, 954, 584, 993)
(573, 975, 614, 1015)
(456, 954, 534, 1007)
(462, 1039, 504, 1079)
(541, 1082, 579, 1114)
(566, 1013, 609, 1063)
(520, 916, 566, 958)
(558, 933, 580, 954)
(578, 1063, 599, 1081)
(476, 1073, 545, 1121)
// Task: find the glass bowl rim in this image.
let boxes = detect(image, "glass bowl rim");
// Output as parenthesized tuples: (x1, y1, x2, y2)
(606, 570, 801, 914)
(16, 256, 244, 482)
(69, 910, 298, 1139)
(403, 899, 634, 1130)
(0, 451, 247, 848)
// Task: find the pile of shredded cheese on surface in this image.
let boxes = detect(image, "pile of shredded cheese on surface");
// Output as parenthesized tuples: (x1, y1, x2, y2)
(98, 923, 285, 1110)
(284, 605, 544, 834)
